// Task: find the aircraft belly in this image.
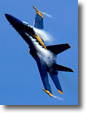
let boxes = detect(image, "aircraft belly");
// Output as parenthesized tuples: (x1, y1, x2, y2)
(36, 47, 56, 69)
(25, 32, 56, 72)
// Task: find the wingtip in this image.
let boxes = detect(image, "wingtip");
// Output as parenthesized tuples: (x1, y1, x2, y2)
(71, 69, 74, 72)
(32, 6, 39, 12)
(32, 6, 43, 18)
(43, 89, 53, 98)
(69, 68, 74, 72)
(58, 89, 63, 94)
(67, 43, 71, 48)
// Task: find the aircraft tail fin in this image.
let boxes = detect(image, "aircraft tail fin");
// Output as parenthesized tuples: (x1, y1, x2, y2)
(33, 6, 43, 29)
(46, 43, 70, 55)
(54, 64, 73, 72)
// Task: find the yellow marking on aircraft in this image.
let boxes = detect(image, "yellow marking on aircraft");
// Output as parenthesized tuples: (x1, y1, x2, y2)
(26, 28, 47, 49)
(31, 33, 47, 49)
(33, 6, 39, 12)
(36, 12, 43, 18)
(43, 89, 53, 98)
(58, 89, 63, 94)
(33, 6, 43, 18)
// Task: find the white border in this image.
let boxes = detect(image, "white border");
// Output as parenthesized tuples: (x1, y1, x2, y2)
(0, 0, 86, 112)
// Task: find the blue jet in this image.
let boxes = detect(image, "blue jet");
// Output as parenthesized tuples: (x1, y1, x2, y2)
(5, 6, 73, 97)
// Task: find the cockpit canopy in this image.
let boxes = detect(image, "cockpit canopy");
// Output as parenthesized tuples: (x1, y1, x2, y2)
(23, 21, 29, 26)
(23, 21, 35, 35)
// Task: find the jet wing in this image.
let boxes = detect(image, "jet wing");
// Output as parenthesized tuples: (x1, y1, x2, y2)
(36, 55, 53, 97)
(49, 72, 63, 94)
(31, 51, 53, 97)
(33, 6, 43, 29)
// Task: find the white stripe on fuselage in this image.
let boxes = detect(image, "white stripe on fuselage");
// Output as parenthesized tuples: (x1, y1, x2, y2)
(26, 32, 56, 67)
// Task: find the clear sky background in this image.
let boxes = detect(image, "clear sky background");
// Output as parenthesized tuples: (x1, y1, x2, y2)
(0, 0, 78, 105)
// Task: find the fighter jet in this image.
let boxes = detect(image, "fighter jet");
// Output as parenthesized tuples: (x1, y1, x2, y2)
(5, 6, 73, 98)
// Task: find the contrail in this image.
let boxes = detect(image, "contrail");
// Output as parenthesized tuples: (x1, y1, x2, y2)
(42, 12, 53, 18)
(42, 12, 56, 19)
(53, 95, 63, 100)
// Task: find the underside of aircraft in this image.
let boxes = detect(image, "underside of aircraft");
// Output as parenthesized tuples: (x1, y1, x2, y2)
(5, 6, 73, 97)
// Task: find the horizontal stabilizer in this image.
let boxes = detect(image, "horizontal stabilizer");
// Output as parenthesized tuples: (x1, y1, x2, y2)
(46, 43, 70, 55)
(55, 64, 73, 72)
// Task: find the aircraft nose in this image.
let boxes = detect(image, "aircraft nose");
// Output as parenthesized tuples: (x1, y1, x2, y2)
(5, 13, 23, 27)
(5, 14, 13, 23)
(5, 14, 8, 18)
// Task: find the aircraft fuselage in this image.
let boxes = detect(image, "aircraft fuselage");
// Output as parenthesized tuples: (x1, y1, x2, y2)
(5, 14, 56, 73)
(5, 6, 73, 97)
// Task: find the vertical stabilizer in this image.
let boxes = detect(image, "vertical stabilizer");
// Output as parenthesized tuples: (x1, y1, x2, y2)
(33, 6, 44, 29)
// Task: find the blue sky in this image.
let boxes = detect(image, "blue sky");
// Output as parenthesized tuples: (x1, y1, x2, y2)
(0, 0, 78, 105)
